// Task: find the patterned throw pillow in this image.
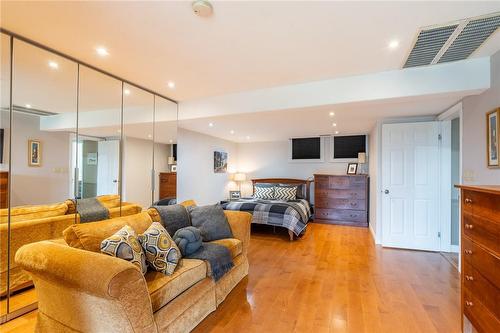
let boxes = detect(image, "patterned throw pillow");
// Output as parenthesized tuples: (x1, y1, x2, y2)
(274, 185, 297, 201)
(253, 184, 275, 199)
(101, 225, 147, 275)
(138, 222, 181, 275)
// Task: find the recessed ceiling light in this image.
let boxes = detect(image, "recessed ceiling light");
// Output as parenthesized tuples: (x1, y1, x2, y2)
(334, 131, 339, 135)
(329, 112, 335, 117)
(169, 139, 173, 143)
(25, 104, 32, 108)
(48, 61, 59, 69)
(209, 122, 214, 127)
(230, 130, 235, 134)
(167, 81, 175, 89)
(388, 40, 399, 49)
(246, 136, 250, 140)
(332, 123, 337, 127)
(123, 89, 131, 95)
(96, 47, 109, 57)
(147, 134, 152, 138)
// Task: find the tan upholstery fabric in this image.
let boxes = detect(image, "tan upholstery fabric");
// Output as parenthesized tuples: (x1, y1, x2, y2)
(146, 258, 206, 312)
(14, 202, 252, 333)
(63, 212, 153, 252)
(210, 238, 243, 258)
(0, 203, 68, 223)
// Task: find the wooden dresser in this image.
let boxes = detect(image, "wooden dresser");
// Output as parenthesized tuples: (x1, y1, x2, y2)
(314, 174, 368, 227)
(159, 172, 176, 199)
(456, 185, 500, 333)
(0, 171, 8, 209)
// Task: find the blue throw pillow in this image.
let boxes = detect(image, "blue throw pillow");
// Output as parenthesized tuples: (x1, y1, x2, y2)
(173, 226, 202, 256)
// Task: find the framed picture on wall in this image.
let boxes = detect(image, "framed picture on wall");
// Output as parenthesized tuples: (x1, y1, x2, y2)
(486, 108, 499, 168)
(28, 139, 41, 167)
(214, 151, 228, 173)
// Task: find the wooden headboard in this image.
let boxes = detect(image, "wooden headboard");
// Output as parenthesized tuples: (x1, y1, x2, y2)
(251, 178, 312, 202)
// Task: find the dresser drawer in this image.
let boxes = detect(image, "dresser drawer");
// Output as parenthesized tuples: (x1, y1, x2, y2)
(329, 189, 366, 199)
(463, 288, 500, 333)
(463, 236, 500, 289)
(314, 176, 330, 189)
(463, 261, 500, 319)
(463, 190, 500, 221)
(328, 176, 351, 189)
(314, 208, 367, 223)
(463, 212, 500, 256)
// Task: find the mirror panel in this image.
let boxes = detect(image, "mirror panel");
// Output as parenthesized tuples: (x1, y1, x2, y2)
(9, 38, 78, 312)
(76, 66, 122, 202)
(122, 84, 154, 208)
(0, 32, 11, 317)
(154, 97, 177, 204)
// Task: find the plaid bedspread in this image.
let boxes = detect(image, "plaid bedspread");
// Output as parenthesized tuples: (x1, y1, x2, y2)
(221, 198, 311, 236)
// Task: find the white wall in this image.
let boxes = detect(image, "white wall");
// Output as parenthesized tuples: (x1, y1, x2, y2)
(462, 50, 500, 185)
(177, 128, 238, 205)
(368, 125, 379, 243)
(236, 138, 361, 201)
(1, 111, 71, 206)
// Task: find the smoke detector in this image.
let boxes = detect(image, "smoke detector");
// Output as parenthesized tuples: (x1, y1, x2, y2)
(192, 0, 213, 17)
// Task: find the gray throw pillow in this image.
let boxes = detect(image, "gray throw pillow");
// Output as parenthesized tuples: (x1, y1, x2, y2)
(152, 204, 191, 236)
(187, 204, 233, 241)
(173, 226, 202, 256)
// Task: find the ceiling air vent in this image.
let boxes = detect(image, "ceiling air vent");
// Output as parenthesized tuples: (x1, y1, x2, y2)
(438, 15, 500, 63)
(403, 12, 500, 68)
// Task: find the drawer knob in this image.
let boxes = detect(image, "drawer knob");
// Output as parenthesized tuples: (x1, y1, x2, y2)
(464, 198, 472, 204)
(465, 275, 474, 281)
(464, 224, 474, 229)
(465, 301, 473, 307)
(464, 249, 473, 255)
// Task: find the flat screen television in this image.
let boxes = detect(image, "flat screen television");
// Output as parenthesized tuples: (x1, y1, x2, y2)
(332, 135, 366, 160)
(291, 137, 321, 160)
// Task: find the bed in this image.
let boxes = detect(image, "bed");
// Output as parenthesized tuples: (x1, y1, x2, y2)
(221, 178, 312, 240)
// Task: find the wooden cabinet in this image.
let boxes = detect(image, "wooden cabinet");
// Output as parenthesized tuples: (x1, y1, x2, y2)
(457, 185, 500, 333)
(159, 172, 176, 199)
(0, 171, 7, 209)
(314, 174, 368, 227)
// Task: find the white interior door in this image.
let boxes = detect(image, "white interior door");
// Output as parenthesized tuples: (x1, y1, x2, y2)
(97, 140, 120, 195)
(381, 122, 440, 251)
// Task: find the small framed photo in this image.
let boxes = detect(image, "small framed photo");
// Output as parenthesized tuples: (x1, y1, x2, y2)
(347, 163, 358, 175)
(229, 190, 241, 201)
(486, 108, 499, 168)
(171, 164, 177, 172)
(28, 139, 41, 167)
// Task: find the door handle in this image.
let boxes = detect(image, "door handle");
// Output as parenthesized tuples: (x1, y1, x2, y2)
(384, 189, 389, 194)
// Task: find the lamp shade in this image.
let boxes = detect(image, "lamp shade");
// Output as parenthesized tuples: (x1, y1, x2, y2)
(234, 173, 246, 182)
(167, 156, 175, 165)
(358, 152, 366, 164)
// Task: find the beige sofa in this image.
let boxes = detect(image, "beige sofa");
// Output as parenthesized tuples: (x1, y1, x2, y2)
(0, 195, 142, 296)
(15, 205, 252, 333)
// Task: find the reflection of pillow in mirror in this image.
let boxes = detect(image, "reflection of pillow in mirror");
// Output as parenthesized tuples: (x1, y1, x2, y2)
(0, 203, 69, 223)
(97, 195, 121, 208)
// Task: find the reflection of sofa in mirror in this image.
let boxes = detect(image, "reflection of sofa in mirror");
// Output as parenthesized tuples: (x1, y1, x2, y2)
(15, 203, 251, 332)
(0, 194, 142, 296)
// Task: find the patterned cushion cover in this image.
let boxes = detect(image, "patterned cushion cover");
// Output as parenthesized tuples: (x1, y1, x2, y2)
(101, 225, 147, 275)
(138, 222, 181, 275)
(274, 185, 298, 201)
(253, 183, 275, 199)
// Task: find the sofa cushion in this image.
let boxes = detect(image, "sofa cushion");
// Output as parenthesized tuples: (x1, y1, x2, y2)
(139, 222, 180, 275)
(210, 238, 242, 259)
(145, 258, 206, 312)
(0, 203, 68, 223)
(101, 225, 147, 275)
(63, 212, 153, 252)
(187, 204, 233, 241)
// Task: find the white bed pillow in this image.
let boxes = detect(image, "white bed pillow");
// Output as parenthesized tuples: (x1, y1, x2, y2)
(274, 185, 297, 201)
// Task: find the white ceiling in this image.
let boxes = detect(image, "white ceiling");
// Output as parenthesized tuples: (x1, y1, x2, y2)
(2, 1, 500, 101)
(179, 91, 471, 142)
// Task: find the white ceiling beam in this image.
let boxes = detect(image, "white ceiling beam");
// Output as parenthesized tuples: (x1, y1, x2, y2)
(179, 57, 490, 120)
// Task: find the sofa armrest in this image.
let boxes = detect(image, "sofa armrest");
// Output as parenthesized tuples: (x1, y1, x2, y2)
(15, 241, 157, 333)
(224, 211, 252, 255)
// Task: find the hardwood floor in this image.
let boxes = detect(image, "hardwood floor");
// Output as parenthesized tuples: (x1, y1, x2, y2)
(0, 223, 461, 333)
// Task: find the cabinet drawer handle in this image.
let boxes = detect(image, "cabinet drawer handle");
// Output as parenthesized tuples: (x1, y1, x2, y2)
(465, 301, 473, 307)
(465, 275, 474, 281)
(464, 249, 473, 255)
(464, 224, 474, 229)
(464, 198, 472, 204)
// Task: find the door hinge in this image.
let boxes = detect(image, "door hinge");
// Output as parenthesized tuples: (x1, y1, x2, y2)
(438, 232, 441, 238)
(438, 134, 442, 140)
